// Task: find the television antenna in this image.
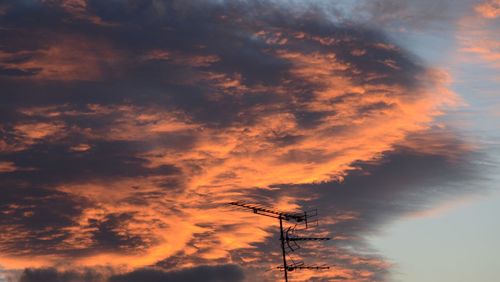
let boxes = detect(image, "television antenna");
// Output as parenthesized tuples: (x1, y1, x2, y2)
(228, 201, 331, 282)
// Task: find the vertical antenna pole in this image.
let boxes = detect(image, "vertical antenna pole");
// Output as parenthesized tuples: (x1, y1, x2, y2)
(279, 217, 288, 282)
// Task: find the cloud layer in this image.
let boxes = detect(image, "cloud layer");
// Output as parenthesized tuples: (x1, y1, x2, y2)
(0, 0, 487, 281)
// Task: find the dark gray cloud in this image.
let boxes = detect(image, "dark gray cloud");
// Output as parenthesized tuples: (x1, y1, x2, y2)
(17, 264, 244, 282)
(348, 0, 478, 30)
(0, 185, 89, 255)
(0, 0, 426, 122)
(285, 137, 485, 247)
(19, 267, 106, 282)
(0, 0, 433, 205)
(0, 141, 181, 185)
(109, 265, 244, 282)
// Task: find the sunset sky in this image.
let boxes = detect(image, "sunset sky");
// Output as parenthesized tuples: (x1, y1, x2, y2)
(0, 1, 499, 281)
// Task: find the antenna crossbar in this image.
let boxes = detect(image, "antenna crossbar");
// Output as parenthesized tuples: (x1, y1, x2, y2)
(228, 201, 305, 222)
(277, 265, 331, 271)
(288, 237, 331, 241)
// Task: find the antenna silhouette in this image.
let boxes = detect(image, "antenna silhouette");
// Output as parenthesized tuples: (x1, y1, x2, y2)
(228, 201, 331, 282)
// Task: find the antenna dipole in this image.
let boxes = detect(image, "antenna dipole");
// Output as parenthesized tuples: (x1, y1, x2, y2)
(228, 201, 331, 282)
(277, 265, 331, 271)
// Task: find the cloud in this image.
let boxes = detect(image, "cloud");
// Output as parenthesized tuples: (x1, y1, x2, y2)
(109, 265, 244, 282)
(0, 185, 90, 262)
(9, 264, 244, 282)
(0, 161, 18, 172)
(0, 0, 487, 281)
(456, 1, 500, 86)
(236, 130, 486, 281)
(353, 0, 454, 27)
(0, 39, 121, 81)
(458, 20, 500, 70)
(18, 267, 107, 282)
(475, 0, 500, 19)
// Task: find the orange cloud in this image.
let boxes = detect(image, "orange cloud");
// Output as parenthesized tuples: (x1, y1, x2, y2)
(13, 122, 65, 140)
(0, 5, 467, 280)
(142, 49, 220, 67)
(0, 161, 17, 173)
(42, 0, 114, 26)
(406, 195, 478, 219)
(460, 34, 500, 68)
(0, 37, 122, 81)
(458, 7, 500, 70)
(475, 0, 500, 19)
(0, 121, 66, 152)
(1, 49, 459, 277)
(0, 50, 457, 274)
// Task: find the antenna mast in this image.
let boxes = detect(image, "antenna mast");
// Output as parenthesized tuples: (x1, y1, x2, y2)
(228, 201, 331, 282)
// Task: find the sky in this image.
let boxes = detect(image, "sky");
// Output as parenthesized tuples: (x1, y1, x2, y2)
(0, 0, 499, 282)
